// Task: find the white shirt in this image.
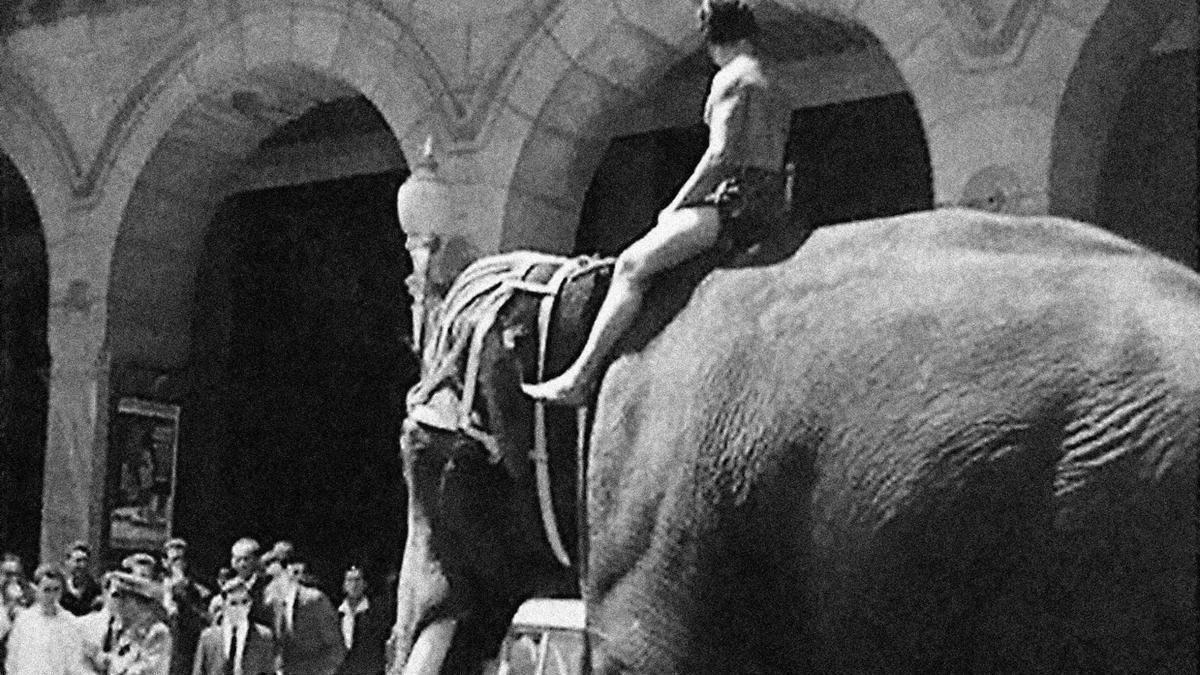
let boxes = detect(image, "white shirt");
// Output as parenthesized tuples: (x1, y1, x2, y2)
(222, 620, 250, 675)
(4, 605, 86, 675)
(338, 597, 369, 650)
(282, 585, 297, 635)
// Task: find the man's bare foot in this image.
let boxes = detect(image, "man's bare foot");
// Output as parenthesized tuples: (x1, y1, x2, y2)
(521, 371, 595, 406)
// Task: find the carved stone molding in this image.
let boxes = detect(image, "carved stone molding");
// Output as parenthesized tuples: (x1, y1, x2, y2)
(938, 0, 1047, 71)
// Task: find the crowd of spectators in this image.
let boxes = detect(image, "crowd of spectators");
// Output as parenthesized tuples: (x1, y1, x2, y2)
(0, 538, 392, 675)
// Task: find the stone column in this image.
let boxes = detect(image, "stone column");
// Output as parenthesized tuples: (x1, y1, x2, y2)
(40, 278, 110, 562)
(39, 220, 116, 563)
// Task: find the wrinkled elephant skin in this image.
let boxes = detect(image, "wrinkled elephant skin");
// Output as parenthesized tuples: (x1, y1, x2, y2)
(397, 210, 1200, 674)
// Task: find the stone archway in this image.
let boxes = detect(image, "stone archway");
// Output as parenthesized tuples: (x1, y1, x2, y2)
(0, 152, 49, 566)
(86, 4, 444, 576)
(1092, 48, 1196, 267)
(179, 96, 416, 580)
(493, 0, 932, 255)
(105, 73, 417, 580)
(26, 1, 448, 562)
(1049, 0, 1196, 267)
(1048, 0, 1190, 225)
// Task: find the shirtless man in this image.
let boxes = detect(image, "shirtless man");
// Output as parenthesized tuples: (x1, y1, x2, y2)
(524, 0, 791, 405)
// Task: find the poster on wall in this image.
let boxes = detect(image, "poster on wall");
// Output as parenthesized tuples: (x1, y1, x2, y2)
(108, 398, 181, 551)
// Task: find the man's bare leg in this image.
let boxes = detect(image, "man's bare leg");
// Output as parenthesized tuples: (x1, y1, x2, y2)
(523, 206, 721, 405)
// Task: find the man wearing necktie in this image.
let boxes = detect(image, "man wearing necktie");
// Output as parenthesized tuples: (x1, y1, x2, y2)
(80, 572, 122, 673)
(192, 580, 275, 675)
(273, 551, 346, 675)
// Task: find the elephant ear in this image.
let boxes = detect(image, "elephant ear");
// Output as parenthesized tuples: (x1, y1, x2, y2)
(407, 388, 462, 433)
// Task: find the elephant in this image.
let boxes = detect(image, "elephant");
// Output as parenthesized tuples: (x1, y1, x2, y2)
(393, 208, 1199, 674)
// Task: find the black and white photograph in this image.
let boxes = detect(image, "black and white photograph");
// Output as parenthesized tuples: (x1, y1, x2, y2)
(0, 1, 1195, 673)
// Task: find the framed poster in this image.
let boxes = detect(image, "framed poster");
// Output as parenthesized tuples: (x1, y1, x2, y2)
(108, 398, 181, 550)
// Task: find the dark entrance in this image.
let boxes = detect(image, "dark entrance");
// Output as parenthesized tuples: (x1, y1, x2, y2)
(181, 171, 417, 589)
(576, 92, 933, 255)
(787, 92, 933, 226)
(1095, 50, 1198, 269)
(0, 154, 49, 565)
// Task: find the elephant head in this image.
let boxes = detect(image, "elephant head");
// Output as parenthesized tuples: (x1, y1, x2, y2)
(389, 255, 606, 673)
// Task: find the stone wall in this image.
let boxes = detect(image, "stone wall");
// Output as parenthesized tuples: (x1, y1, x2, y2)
(0, 0, 1193, 561)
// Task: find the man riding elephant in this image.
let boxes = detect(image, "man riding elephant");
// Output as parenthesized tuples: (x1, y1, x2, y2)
(523, 0, 791, 405)
(391, 1, 1199, 673)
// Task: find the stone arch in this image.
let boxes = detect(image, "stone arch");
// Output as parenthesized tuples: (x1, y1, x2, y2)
(1048, 0, 1186, 222)
(492, 0, 931, 252)
(99, 3, 444, 371)
(0, 68, 73, 247)
(88, 2, 435, 573)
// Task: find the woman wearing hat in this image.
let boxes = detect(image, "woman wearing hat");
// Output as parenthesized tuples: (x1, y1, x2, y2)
(85, 571, 172, 675)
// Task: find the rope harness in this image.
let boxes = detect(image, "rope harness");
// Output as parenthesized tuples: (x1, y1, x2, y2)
(407, 252, 610, 568)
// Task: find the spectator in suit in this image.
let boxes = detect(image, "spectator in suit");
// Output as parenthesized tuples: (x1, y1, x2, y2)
(205, 568, 234, 625)
(273, 551, 345, 675)
(61, 541, 103, 616)
(214, 538, 271, 628)
(335, 567, 390, 675)
(191, 580, 275, 675)
(259, 541, 294, 610)
(80, 572, 124, 674)
(162, 538, 211, 675)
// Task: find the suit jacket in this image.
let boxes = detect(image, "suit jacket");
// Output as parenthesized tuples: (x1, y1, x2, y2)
(77, 607, 121, 673)
(192, 622, 275, 675)
(335, 597, 392, 675)
(61, 573, 103, 616)
(275, 585, 346, 675)
(246, 575, 273, 629)
(167, 572, 213, 675)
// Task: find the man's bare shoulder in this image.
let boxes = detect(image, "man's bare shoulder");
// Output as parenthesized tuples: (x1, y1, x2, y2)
(711, 55, 770, 95)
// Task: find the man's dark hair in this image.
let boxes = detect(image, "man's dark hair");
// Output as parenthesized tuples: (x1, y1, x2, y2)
(33, 563, 65, 585)
(698, 0, 759, 46)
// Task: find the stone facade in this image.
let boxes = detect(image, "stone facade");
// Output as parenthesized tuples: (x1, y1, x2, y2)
(0, 0, 1194, 562)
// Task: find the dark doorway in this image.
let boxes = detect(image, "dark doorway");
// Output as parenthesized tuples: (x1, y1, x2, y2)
(1095, 50, 1198, 269)
(575, 92, 933, 255)
(0, 154, 49, 566)
(180, 171, 417, 590)
(575, 126, 708, 256)
(788, 92, 933, 226)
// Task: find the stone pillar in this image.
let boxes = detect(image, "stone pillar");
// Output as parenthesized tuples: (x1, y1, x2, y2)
(39, 217, 116, 563)
(40, 278, 110, 562)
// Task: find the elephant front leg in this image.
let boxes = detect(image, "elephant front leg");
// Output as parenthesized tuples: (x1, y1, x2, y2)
(586, 577, 712, 675)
